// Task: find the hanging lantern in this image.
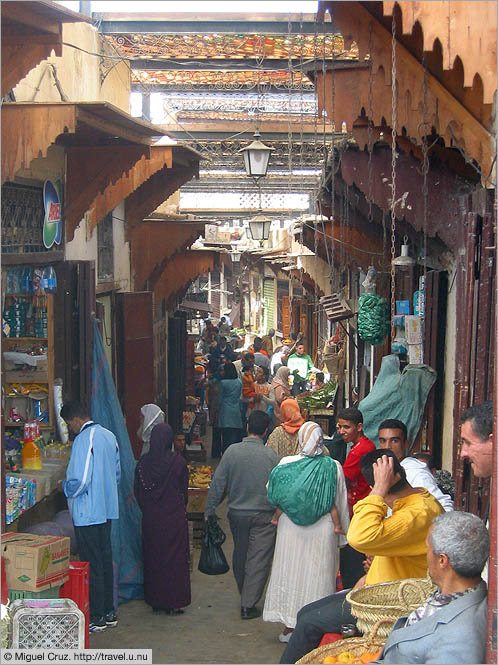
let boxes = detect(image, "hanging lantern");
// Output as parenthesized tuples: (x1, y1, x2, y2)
(248, 212, 272, 242)
(231, 250, 242, 263)
(392, 236, 416, 268)
(239, 130, 273, 178)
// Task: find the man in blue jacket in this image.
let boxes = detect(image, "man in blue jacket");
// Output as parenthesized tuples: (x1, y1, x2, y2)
(61, 401, 121, 633)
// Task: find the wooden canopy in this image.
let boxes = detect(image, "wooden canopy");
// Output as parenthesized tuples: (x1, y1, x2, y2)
(1, 0, 92, 97)
(131, 217, 206, 291)
(317, 1, 496, 177)
(153, 250, 217, 310)
(1, 102, 175, 241)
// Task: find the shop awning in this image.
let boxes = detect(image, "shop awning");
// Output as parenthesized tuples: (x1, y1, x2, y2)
(1, 102, 171, 240)
(153, 250, 217, 310)
(131, 216, 206, 291)
(1, 1, 92, 97)
(125, 147, 200, 229)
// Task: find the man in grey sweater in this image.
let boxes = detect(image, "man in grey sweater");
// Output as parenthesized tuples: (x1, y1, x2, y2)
(205, 410, 279, 619)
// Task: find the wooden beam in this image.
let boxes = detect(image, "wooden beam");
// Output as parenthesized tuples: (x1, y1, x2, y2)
(86, 145, 173, 236)
(1, 104, 76, 182)
(2, 2, 61, 35)
(65, 144, 151, 241)
(125, 163, 199, 229)
(74, 107, 159, 146)
(1, 41, 62, 97)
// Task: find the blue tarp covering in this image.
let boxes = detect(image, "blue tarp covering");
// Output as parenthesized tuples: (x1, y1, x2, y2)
(359, 354, 437, 449)
(91, 320, 143, 604)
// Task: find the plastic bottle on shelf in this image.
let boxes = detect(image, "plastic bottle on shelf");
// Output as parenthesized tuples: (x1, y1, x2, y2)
(21, 267, 33, 294)
(41, 266, 57, 294)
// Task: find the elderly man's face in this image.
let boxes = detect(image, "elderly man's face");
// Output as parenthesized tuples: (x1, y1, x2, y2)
(459, 419, 493, 478)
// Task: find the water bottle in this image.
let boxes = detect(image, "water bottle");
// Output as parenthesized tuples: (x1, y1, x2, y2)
(21, 267, 33, 293)
(41, 266, 57, 293)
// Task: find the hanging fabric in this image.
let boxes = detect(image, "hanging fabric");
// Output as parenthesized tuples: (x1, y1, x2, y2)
(359, 354, 436, 448)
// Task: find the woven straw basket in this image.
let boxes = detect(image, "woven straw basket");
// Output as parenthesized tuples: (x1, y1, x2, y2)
(346, 577, 436, 639)
(296, 618, 394, 664)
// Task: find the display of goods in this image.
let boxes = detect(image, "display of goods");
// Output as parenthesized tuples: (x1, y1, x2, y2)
(182, 411, 196, 430)
(296, 619, 390, 665)
(9, 598, 85, 649)
(297, 381, 337, 410)
(322, 649, 382, 664)
(188, 464, 213, 488)
(5, 476, 37, 523)
(21, 438, 42, 470)
(185, 395, 200, 406)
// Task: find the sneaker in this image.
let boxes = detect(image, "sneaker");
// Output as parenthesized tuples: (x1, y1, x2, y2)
(105, 611, 118, 627)
(89, 617, 107, 633)
(278, 632, 292, 643)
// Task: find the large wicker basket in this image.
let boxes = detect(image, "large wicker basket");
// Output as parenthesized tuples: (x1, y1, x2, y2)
(296, 619, 393, 664)
(346, 577, 436, 638)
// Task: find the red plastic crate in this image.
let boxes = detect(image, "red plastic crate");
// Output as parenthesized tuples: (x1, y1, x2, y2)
(59, 561, 89, 648)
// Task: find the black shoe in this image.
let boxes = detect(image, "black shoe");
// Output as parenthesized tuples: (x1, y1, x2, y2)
(105, 611, 118, 627)
(89, 617, 107, 633)
(241, 606, 261, 620)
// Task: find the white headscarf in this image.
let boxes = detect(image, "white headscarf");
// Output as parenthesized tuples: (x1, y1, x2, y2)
(138, 404, 165, 456)
(298, 421, 325, 457)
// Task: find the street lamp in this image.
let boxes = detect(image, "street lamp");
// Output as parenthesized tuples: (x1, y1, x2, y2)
(248, 212, 272, 243)
(231, 250, 242, 262)
(239, 130, 273, 179)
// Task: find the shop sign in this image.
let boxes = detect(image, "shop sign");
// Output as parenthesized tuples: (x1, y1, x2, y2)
(43, 179, 62, 248)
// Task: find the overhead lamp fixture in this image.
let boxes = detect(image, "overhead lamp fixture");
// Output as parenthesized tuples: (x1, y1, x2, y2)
(239, 129, 273, 179)
(248, 211, 272, 243)
(392, 236, 416, 268)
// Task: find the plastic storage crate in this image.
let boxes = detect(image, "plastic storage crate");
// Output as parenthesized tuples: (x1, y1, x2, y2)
(10, 598, 85, 649)
(8, 585, 61, 603)
(59, 562, 89, 648)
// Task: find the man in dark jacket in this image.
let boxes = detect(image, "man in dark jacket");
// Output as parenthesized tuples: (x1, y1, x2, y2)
(205, 411, 279, 619)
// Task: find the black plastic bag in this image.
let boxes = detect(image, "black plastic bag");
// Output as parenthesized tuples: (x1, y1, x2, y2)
(198, 516, 229, 575)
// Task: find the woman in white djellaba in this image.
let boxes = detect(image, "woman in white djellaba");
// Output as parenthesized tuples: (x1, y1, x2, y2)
(263, 421, 349, 643)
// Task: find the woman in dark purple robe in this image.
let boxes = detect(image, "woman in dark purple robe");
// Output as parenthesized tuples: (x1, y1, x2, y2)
(134, 423, 191, 614)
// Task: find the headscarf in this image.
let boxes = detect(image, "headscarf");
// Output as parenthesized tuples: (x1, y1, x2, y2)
(279, 398, 305, 434)
(298, 421, 325, 457)
(135, 423, 176, 492)
(272, 366, 291, 390)
(138, 404, 165, 456)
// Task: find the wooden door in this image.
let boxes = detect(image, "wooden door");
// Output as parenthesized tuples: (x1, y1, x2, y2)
(54, 260, 95, 409)
(115, 291, 154, 459)
(168, 312, 187, 432)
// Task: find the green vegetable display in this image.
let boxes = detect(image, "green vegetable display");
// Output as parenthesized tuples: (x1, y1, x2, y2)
(297, 380, 337, 410)
(358, 293, 390, 345)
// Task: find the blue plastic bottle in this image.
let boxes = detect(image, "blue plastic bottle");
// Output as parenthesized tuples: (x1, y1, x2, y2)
(41, 266, 57, 294)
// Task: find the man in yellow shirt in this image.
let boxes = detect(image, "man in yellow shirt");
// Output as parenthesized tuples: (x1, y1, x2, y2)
(280, 449, 443, 664)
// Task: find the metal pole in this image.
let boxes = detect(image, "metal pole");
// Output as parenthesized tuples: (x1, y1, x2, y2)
(79, 1, 91, 17)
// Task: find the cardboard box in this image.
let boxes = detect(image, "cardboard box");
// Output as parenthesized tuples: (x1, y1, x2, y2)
(2, 532, 70, 592)
(405, 316, 422, 344)
(408, 343, 424, 364)
(186, 488, 208, 514)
